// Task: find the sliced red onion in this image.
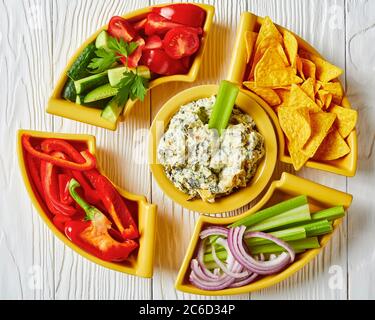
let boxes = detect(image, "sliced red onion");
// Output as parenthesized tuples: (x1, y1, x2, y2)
(228, 226, 295, 275)
(244, 231, 296, 261)
(211, 242, 249, 279)
(229, 272, 258, 288)
(196, 240, 219, 279)
(199, 226, 229, 239)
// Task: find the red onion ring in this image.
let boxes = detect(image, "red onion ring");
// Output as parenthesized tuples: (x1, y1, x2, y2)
(200, 227, 229, 239)
(228, 226, 295, 275)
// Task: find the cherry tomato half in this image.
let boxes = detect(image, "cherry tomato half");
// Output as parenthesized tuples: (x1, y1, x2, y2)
(108, 16, 136, 42)
(144, 35, 163, 50)
(162, 27, 200, 59)
(152, 4, 206, 28)
(141, 49, 187, 75)
(132, 17, 147, 31)
(144, 13, 186, 36)
(120, 37, 145, 68)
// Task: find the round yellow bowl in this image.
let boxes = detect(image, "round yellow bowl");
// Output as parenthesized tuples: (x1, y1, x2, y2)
(149, 84, 278, 214)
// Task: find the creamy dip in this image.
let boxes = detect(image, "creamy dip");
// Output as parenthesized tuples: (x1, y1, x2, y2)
(157, 96, 265, 202)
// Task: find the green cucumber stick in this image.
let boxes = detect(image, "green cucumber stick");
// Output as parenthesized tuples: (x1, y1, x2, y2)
(230, 195, 308, 228)
(208, 80, 239, 135)
(311, 206, 345, 221)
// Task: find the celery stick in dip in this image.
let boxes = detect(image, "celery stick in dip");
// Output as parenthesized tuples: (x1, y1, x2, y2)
(157, 95, 265, 203)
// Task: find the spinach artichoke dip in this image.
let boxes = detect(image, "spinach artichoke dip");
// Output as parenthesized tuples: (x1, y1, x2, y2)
(157, 96, 265, 203)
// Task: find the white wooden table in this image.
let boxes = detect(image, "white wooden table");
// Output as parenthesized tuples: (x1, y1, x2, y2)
(0, 0, 373, 300)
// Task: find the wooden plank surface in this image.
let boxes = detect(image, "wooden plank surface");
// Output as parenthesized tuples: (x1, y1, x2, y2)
(0, 0, 372, 300)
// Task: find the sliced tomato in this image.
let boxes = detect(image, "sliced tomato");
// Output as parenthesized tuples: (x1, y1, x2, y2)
(152, 4, 206, 28)
(144, 35, 162, 50)
(120, 37, 145, 68)
(141, 49, 187, 75)
(181, 56, 191, 69)
(132, 17, 147, 31)
(162, 27, 200, 59)
(108, 16, 136, 42)
(144, 13, 186, 36)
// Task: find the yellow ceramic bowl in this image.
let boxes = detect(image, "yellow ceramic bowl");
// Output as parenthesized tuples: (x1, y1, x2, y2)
(175, 172, 353, 295)
(47, 3, 215, 131)
(149, 85, 278, 214)
(17, 130, 157, 278)
(227, 12, 358, 177)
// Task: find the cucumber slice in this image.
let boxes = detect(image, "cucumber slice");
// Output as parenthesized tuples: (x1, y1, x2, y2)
(108, 66, 151, 87)
(62, 79, 77, 102)
(96, 30, 110, 51)
(76, 94, 111, 109)
(67, 43, 97, 80)
(74, 71, 109, 94)
(101, 98, 124, 123)
(83, 83, 118, 103)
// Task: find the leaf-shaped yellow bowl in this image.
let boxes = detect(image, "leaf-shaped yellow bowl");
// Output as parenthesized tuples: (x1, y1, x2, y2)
(227, 12, 357, 177)
(175, 172, 352, 295)
(47, 3, 215, 131)
(17, 130, 156, 278)
(149, 84, 278, 214)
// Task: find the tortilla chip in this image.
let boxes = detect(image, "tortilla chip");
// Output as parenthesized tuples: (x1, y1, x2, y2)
(300, 50, 343, 82)
(317, 90, 330, 107)
(287, 84, 321, 112)
(320, 82, 344, 104)
(314, 82, 322, 94)
(296, 55, 304, 79)
(245, 31, 258, 63)
(274, 88, 290, 108)
(256, 16, 283, 48)
(325, 93, 333, 109)
(300, 58, 316, 79)
(250, 41, 288, 79)
(301, 112, 336, 158)
(278, 107, 311, 148)
(316, 99, 323, 109)
(314, 130, 350, 161)
(283, 30, 298, 67)
(255, 48, 302, 87)
(288, 141, 310, 171)
(301, 78, 315, 100)
(243, 81, 281, 106)
(329, 105, 358, 138)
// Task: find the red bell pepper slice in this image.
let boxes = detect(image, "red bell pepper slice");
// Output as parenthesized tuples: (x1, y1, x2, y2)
(26, 154, 44, 199)
(84, 170, 139, 240)
(22, 135, 96, 171)
(65, 179, 138, 262)
(40, 138, 101, 204)
(40, 152, 77, 216)
(58, 173, 74, 205)
(152, 4, 206, 28)
(144, 13, 187, 36)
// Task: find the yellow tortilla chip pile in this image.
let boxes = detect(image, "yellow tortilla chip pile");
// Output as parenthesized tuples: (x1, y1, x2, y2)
(243, 17, 357, 170)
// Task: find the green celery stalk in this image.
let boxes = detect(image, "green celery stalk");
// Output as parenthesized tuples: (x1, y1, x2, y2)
(208, 80, 239, 135)
(246, 226, 306, 246)
(303, 220, 333, 237)
(311, 206, 345, 221)
(230, 195, 308, 228)
(203, 237, 320, 264)
(246, 204, 311, 232)
(203, 249, 307, 270)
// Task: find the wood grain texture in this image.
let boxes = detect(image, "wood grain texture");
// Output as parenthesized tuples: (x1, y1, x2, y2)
(0, 0, 372, 300)
(346, 0, 375, 300)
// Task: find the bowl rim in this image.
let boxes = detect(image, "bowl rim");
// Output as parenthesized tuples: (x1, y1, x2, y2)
(148, 84, 278, 214)
(174, 172, 353, 295)
(17, 129, 157, 278)
(46, 3, 215, 131)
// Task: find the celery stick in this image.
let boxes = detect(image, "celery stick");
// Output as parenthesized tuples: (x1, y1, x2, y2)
(246, 204, 311, 232)
(208, 80, 239, 135)
(231, 195, 308, 228)
(303, 220, 333, 237)
(203, 249, 307, 270)
(203, 238, 320, 263)
(311, 206, 345, 221)
(208, 227, 306, 251)
(249, 237, 320, 255)
(246, 226, 306, 246)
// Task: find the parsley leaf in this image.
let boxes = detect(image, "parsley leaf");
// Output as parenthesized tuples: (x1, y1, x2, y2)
(88, 35, 139, 73)
(115, 71, 149, 105)
(87, 48, 118, 74)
